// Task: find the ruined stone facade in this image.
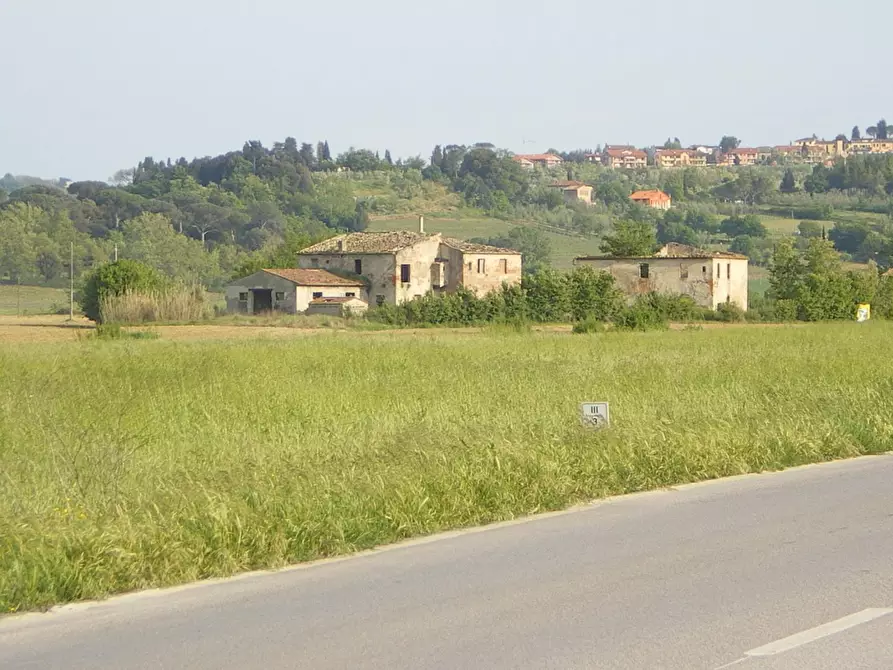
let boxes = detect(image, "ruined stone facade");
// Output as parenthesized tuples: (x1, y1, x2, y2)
(298, 230, 522, 306)
(574, 244, 749, 311)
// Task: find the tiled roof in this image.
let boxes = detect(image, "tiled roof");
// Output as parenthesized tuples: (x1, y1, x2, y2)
(630, 190, 671, 201)
(605, 148, 647, 159)
(549, 180, 589, 189)
(514, 153, 563, 162)
(262, 268, 365, 286)
(441, 238, 520, 254)
(655, 149, 706, 157)
(299, 232, 435, 254)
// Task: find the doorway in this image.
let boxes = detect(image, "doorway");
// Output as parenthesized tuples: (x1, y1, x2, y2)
(251, 288, 273, 313)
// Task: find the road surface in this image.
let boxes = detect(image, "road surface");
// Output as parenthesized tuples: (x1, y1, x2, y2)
(3, 455, 893, 669)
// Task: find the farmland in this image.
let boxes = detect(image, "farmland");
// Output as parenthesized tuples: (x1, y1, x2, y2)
(3, 321, 893, 613)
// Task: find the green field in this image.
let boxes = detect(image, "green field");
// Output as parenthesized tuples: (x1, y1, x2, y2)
(369, 216, 603, 269)
(0, 285, 68, 315)
(3, 323, 893, 612)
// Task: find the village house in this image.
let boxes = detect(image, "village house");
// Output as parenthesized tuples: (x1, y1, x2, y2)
(717, 148, 760, 167)
(847, 138, 893, 154)
(225, 268, 367, 315)
(512, 153, 563, 169)
(601, 147, 648, 169)
(549, 180, 593, 204)
(630, 189, 672, 210)
(574, 243, 748, 311)
(654, 149, 708, 168)
(296, 219, 522, 306)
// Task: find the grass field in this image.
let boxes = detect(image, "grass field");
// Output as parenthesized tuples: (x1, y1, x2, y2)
(3, 323, 893, 613)
(0, 285, 68, 315)
(369, 216, 603, 269)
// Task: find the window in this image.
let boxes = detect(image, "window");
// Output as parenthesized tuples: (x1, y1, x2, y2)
(312, 292, 323, 299)
(727, 263, 731, 279)
(238, 292, 249, 302)
(477, 258, 486, 274)
(376, 294, 385, 306)
(466, 262, 472, 271)
(716, 264, 721, 278)
(400, 264, 411, 283)
(498, 258, 507, 273)
(680, 266, 689, 280)
(346, 292, 356, 298)
(639, 263, 650, 279)
(275, 292, 285, 301)
(354, 259, 362, 275)
(311, 258, 319, 267)
(702, 265, 707, 275)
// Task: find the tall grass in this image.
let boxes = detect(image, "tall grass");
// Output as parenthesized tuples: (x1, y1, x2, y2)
(2, 323, 893, 612)
(100, 285, 212, 324)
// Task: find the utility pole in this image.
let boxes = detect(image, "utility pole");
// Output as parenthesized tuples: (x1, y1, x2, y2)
(114, 244, 118, 262)
(69, 242, 74, 322)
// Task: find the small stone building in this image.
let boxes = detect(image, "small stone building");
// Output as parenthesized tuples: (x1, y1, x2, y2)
(225, 268, 366, 314)
(305, 296, 369, 317)
(297, 222, 522, 306)
(574, 243, 748, 310)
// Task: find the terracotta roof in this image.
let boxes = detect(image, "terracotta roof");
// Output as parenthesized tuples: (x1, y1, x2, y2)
(261, 268, 365, 286)
(310, 296, 367, 304)
(514, 154, 562, 162)
(630, 190, 671, 201)
(734, 148, 760, 155)
(605, 148, 647, 159)
(300, 232, 435, 254)
(575, 243, 747, 262)
(441, 238, 521, 254)
(655, 149, 706, 157)
(604, 145, 636, 151)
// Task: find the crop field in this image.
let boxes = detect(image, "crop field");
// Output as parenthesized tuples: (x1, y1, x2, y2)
(0, 285, 68, 316)
(2, 322, 893, 613)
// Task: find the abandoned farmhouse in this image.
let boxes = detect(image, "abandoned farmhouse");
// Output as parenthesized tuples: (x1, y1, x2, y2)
(227, 222, 522, 314)
(574, 243, 749, 311)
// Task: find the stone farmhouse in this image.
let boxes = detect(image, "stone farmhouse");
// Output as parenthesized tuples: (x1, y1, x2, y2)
(549, 180, 593, 204)
(226, 268, 366, 315)
(297, 221, 522, 307)
(574, 243, 748, 311)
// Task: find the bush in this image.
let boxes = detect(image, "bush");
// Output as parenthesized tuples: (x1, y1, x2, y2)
(80, 260, 165, 323)
(572, 317, 605, 334)
(613, 304, 669, 331)
(714, 302, 746, 323)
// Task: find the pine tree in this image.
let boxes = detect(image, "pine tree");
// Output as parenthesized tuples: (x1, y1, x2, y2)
(852, 126, 861, 140)
(322, 141, 332, 161)
(431, 145, 444, 168)
(316, 141, 327, 163)
(384, 149, 393, 165)
(780, 169, 797, 193)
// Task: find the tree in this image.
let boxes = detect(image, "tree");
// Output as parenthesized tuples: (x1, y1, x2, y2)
(804, 165, 830, 194)
(852, 126, 861, 140)
(80, 259, 165, 322)
(798, 220, 823, 239)
(866, 126, 878, 139)
(566, 267, 625, 321)
(600, 220, 657, 256)
(662, 137, 682, 150)
(521, 268, 569, 321)
(430, 145, 444, 168)
(720, 214, 768, 238)
(384, 150, 394, 166)
(470, 227, 552, 272)
(719, 136, 741, 153)
(878, 119, 889, 140)
(780, 169, 797, 193)
(297, 165, 314, 194)
(657, 219, 698, 246)
(298, 142, 316, 168)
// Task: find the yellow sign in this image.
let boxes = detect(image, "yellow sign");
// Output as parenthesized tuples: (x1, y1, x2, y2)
(856, 304, 871, 322)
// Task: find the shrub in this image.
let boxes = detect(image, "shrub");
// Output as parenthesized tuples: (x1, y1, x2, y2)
(572, 317, 605, 334)
(613, 304, 669, 331)
(80, 260, 165, 323)
(714, 302, 746, 323)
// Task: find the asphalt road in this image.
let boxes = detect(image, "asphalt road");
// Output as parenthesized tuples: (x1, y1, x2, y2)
(3, 455, 893, 669)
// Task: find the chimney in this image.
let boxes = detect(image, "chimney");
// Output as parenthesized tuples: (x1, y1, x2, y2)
(419, 215, 425, 234)
(337, 238, 345, 252)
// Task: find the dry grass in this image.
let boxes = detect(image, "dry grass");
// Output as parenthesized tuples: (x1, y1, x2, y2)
(100, 287, 213, 324)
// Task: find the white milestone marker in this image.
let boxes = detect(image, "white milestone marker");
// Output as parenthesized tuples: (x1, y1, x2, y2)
(580, 402, 610, 429)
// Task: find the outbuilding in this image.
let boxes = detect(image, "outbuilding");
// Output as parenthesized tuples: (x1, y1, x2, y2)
(305, 296, 369, 317)
(225, 269, 366, 314)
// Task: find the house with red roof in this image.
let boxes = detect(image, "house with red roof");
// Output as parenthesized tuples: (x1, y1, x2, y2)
(512, 153, 563, 169)
(630, 189, 672, 210)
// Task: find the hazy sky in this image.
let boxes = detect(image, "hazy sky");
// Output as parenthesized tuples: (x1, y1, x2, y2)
(2, 0, 891, 180)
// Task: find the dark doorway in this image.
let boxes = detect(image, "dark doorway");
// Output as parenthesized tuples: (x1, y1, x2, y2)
(251, 288, 273, 313)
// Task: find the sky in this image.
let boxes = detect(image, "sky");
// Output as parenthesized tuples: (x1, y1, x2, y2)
(1, 0, 891, 181)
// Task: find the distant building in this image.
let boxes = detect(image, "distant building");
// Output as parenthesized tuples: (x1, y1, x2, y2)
(654, 149, 708, 168)
(574, 243, 748, 311)
(602, 147, 648, 169)
(717, 148, 760, 166)
(297, 220, 522, 306)
(549, 180, 593, 204)
(305, 296, 369, 317)
(226, 268, 366, 315)
(513, 153, 563, 169)
(630, 189, 672, 210)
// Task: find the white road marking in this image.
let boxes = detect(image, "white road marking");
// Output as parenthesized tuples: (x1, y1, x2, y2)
(745, 608, 893, 657)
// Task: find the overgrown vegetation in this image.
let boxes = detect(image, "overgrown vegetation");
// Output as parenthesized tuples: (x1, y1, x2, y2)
(3, 324, 893, 612)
